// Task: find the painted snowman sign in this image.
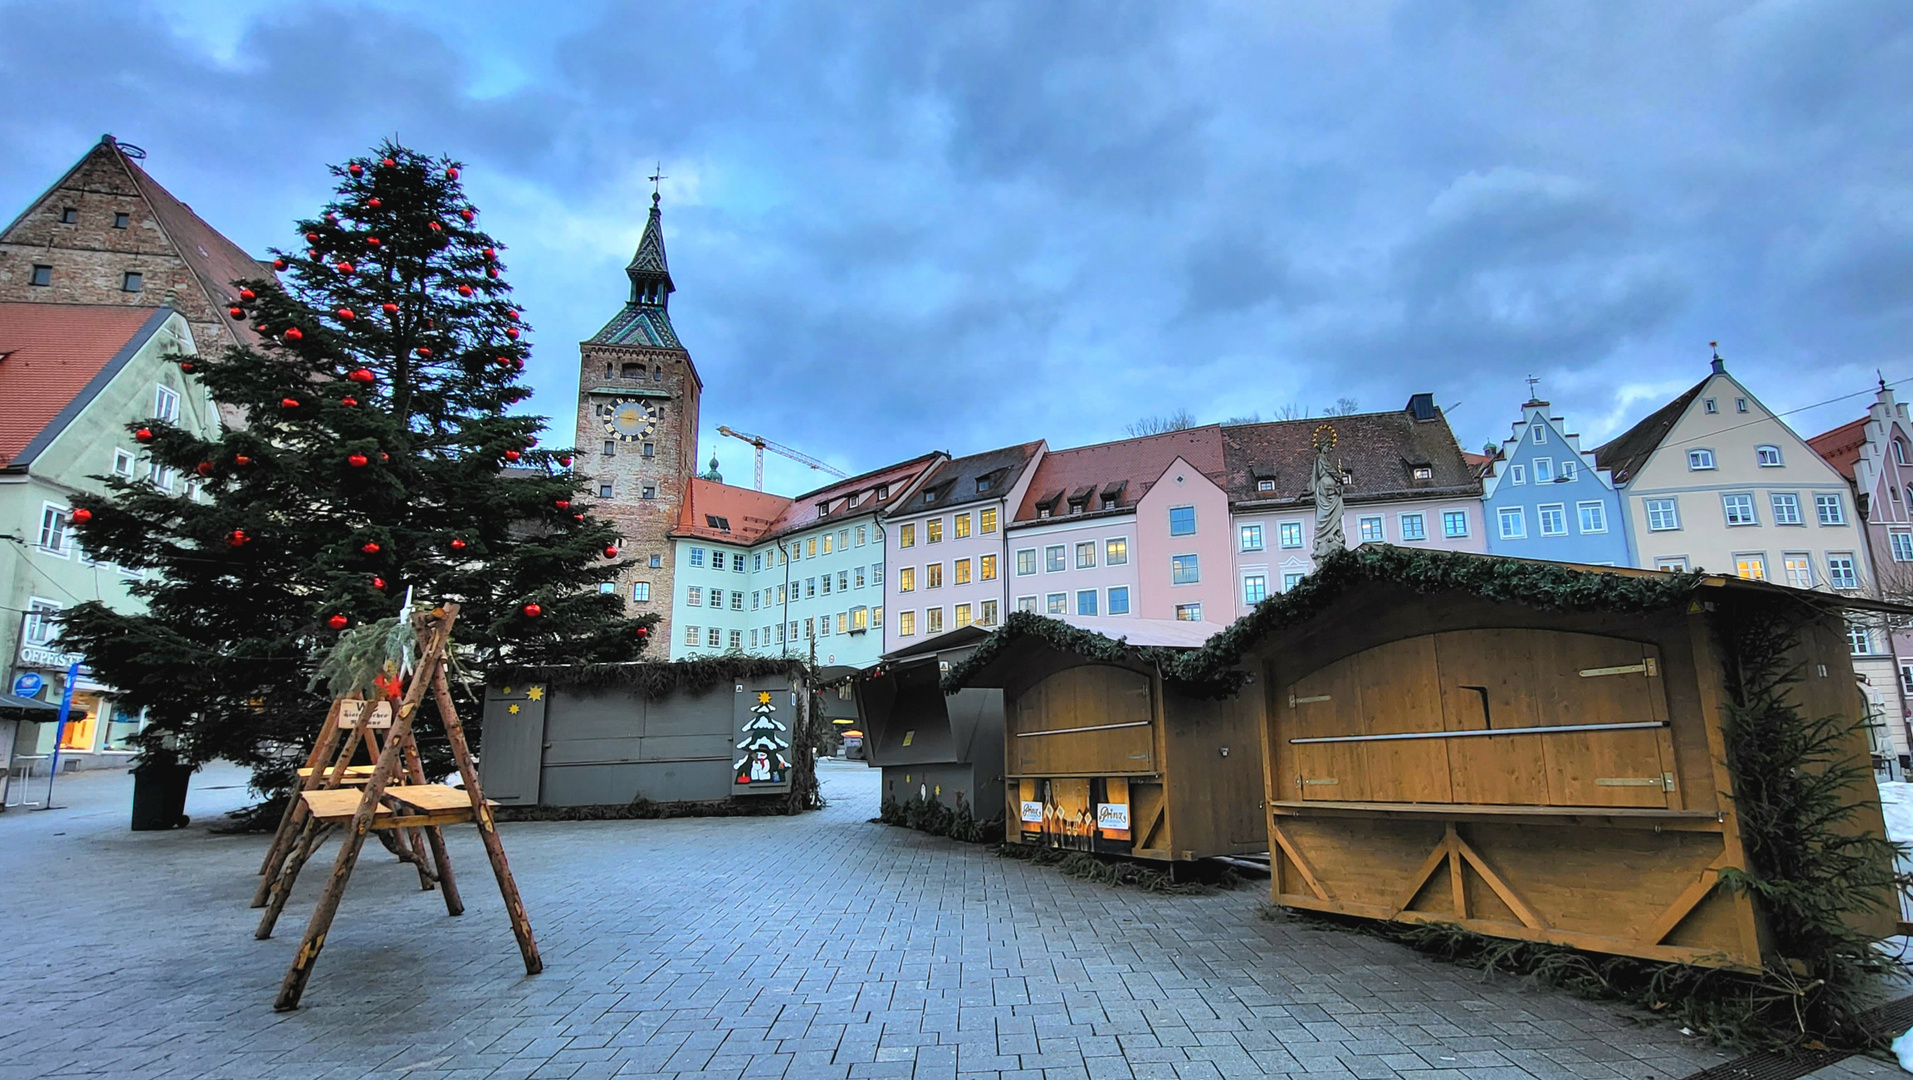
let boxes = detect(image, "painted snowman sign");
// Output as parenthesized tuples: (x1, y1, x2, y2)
(735, 690, 792, 788)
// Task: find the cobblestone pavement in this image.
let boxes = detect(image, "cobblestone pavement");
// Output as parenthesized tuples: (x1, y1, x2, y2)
(0, 759, 1739, 1080)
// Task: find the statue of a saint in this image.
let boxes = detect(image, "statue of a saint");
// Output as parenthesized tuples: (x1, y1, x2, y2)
(1310, 423, 1345, 560)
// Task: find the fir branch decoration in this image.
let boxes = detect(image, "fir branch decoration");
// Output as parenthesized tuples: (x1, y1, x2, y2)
(491, 654, 809, 701)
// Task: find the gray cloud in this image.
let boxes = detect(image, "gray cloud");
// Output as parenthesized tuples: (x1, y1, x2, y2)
(3, 0, 1912, 486)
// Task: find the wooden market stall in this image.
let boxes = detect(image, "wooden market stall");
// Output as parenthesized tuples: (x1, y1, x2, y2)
(1182, 545, 1902, 971)
(853, 626, 1005, 820)
(478, 657, 817, 809)
(945, 615, 1266, 863)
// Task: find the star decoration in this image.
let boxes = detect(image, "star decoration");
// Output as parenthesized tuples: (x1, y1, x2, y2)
(757, 691, 772, 705)
(501, 686, 513, 696)
(508, 704, 521, 714)
(526, 686, 544, 701)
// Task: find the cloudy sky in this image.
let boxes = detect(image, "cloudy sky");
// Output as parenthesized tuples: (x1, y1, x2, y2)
(3, 1, 1910, 494)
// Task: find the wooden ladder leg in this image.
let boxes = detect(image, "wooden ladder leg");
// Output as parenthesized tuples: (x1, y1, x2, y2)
(432, 666, 540, 974)
(275, 611, 453, 1010)
(257, 819, 329, 939)
(258, 700, 346, 877)
(402, 731, 463, 916)
(254, 723, 364, 907)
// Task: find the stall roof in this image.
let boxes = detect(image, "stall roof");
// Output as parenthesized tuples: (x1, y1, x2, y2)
(883, 625, 991, 661)
(942, 612, 1219, 692)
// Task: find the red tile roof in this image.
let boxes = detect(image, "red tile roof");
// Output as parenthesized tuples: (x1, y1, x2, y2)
(1807, 417, 1867, 481)
(120, 148, 275, 348)
(0, 303, 171, 466)
(759, 452, 945, 542)
(1222, 405, 1478, 505)
(674, 478, 792, 544)
(1014, 427, 1226, 522)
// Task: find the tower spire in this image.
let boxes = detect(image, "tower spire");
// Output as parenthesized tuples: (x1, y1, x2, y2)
(625, 187, 673, 308)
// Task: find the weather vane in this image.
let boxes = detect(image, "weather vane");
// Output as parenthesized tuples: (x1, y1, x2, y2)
(648, 162, 667, 196)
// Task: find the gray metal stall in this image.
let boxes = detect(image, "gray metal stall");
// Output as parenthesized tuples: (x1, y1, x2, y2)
(853, 626, 1006, 821)
(480, 662, 810, 808)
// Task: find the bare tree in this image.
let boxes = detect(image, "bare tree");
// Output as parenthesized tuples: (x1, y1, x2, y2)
(1222, 412, 1263, 426)
(1276, 403, 1310, 421)
(1327, 397, 1361, 416)
(1126, 408, 1197, 437)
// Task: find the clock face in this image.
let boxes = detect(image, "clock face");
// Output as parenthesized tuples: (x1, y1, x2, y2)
(603, 398, 657, 441)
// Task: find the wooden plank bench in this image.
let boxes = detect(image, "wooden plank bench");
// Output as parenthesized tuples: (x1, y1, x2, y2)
(299, 785, 492, 830)
(296, 764, 376, 784)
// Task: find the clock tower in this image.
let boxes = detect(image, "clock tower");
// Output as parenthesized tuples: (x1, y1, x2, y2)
(577, 191, 701, 647)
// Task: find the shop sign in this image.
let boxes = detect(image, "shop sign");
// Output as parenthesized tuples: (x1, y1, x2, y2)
(12, 672, 44, 698)
(1020, 800, 1043, 823)
(18, 644, 85, 671)
(1095, 802, 1130, 831)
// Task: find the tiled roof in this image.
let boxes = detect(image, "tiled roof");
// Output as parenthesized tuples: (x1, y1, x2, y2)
(758, 452, 945, 543)
(1806, 417, 1867, 481)
(120, 145, 274, 349)
(587, 305, 680, 349)
(1013, 427, 1225, 522)
(899, 440, 1046, 517)
(1221, 402, 1479, 506)
(672, 478, 792, 544)
(1591, 377, 1708, 484)
(0, 303, 173, 466)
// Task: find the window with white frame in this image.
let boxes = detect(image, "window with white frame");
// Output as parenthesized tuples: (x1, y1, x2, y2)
(1243, 575, 1267, 604)
(1897, 438, 1912, 467)
(1848, 619, 1874, 656)
(1723, 493, 1757, 526)
(1175, 602, 1203, 621)
(113, 449, 135, 477)
(1688, 449, 1716, 470)
(632, 582, 651, 601)
(1168, 505, 1196, 536)
(1105, 537, 1128, 565)
(1045, 593, 1065, 615)
(1045, 546, 1065, 572)
(1827, 553, 1859, 589)
(1075, 590, 1097, 616)
(1655, 557, 1689, 572)
(38, 504, 70, 556)
(1532, 424, 1546, 444)
(1576, 502, 1606, 533)
(1015, 548, 1035, 575)
(153, 385, 180, 423)
(1442, 510, 1469, 537)
(1756, 445, 1783, 467)
(1646, 499, 1679, 531)
(1075, 542, 1096, 569)
(1171, 554, 1200, 584)
(1815, 494, 1847, 525)
(1783, 553, 1814, 589)
(1771, 492, 1802, 525)
(1538, 504, 1567, 536)
(683, 624, 700, 646)
(1016, 596, 1037, 614)
(1240, 524, 1264, 551)
(1358, 516, 1383, 542)
(23, 599, 60, 645)
(1509, 464, 1526, 485)
(1534, 458, 1553, 482)
(1893, 532, 1913, 562)
(1497, 506, 1526, 539)
(1559, 459, 1577, 481)
(1279, 522, 1303, 548)
(1399, 513, 1426, 540)
(1107, 587, 1130, 615)
(1734, 554, 1767, 581)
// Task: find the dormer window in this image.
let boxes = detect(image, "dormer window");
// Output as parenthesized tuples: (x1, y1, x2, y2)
(1101, 496, 1117, 510)
(976, 476, 992, 493)
(1412, 466, 1432, 481)
(1069, 502, 1085, 515)
(876, 485, 889, 500)
(1257, 479, 1275, 492)
(1038, 507, 1052, 519)
(705, 515, 731, 532)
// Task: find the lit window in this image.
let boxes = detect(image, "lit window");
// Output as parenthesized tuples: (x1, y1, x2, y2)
(898, 567, 914, 592)
(1400, 513, 1426, 540)
(900, 523, 915, 548)
(1169, 506, 1196, 535)
(1815, 494, 1847, 526)
(979, 554, 997, 581)
(1279, 522, 1303, 548)
(1646, 499, 1680, 531)
(1655, 558, 1689, 573)
(1075, 542, 1095, 569)
(1171, 554, 1200, 584)
(1723, 494, 1756, 526)
(1105, 537, 1128, 565)
(1771, 493, 1802, 525)
(1243, 575, 1267, 605)
(807, 538, 817, 557)
(925, 563, 942, 588)
(954, 559, 971, 585)
(1107, 587, 1130, 615)
(980, 508, 998, 533)
(1783, 554, 1814, 588)
(925, 608, 943, 633)
(1240, 524, 1264, 551)
(899, 611, 916, 637)
(926, 519, 943, 544)
(1756, 445, 1782, 467)
(979, 600, 997, 626)
(953, 513, 970, 539)
(1174, 603, 1202, 622)
(954, 603, 972, 628)
(1734, 555, 1766, 581)
(1688, 449, 1716, 470)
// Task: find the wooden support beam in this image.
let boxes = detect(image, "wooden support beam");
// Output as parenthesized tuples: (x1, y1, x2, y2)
(1389, 832, 1454, 917)
(258, 698, 344, 876)
(1268, 822, 1331, 901)
(1452, 830, 1546, 930)
(1642, 853, 1731, 946)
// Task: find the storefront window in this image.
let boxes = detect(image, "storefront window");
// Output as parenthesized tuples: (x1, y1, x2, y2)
(103, 702, 145, 752)
(55, 691, 104, 751)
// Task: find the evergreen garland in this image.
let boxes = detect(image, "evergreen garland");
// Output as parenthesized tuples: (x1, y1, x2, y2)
(491, 655, 809, 701)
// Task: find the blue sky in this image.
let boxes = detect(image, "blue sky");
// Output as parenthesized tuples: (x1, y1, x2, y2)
(3, 1, 1911, 495)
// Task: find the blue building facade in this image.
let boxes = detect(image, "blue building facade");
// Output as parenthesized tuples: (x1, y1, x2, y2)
(1481, 399, 1633, 566)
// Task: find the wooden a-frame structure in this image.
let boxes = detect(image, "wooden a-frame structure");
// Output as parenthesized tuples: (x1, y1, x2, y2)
(254, 603, 541, 1010)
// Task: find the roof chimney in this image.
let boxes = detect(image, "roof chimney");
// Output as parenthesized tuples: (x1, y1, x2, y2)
(1710, 341, 1725, 375)
(1405, 392, 1437, 422)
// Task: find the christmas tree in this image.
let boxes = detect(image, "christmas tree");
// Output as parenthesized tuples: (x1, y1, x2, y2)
(59, 141, 654, 795)
(735, 691, 792, 787)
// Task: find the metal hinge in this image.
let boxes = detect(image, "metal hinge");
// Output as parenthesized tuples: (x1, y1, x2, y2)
(1289, 692, 1331, 708)
(1580, 658, 1657, 678)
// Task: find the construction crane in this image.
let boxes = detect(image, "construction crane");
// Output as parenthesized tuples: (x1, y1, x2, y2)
(717, 425, 848, 491)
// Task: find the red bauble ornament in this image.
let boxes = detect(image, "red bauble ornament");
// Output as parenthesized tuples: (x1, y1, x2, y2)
(135, 427, 153, 443)
(348, 368, 375, 384)
(554, 499, 570, 510)
(195, 461, 213, 476)
(460, 209, 474, 221)
(450, 538, 467, 551)
(504, 450, 521, 461)
(522, 603, 542, 618)
(234, 454, 251, 466)
(283, 327, 303, 342)
(486, 266, 498, 279)
(367, 198, 382, 208)
(483, 247, 496, 259)
(636, 626, 649, 638)
(305, 231, 319, 243)
(341, 396, 358, 407)
(255, 324, 268, 333)
(604, 546, 618, 559)
(70, 507, 93, 524)
(228, 306, 243, 319)
(572, 513, 584, 522)
(229, 529, 249, 547)
(326, 213, 337, 223)
(179, 361, 195, 373)
(381, 157, 396, 167)
(281, 397, 300, 408)
(348, 163, 363, 177)
(428, 221, 441, 232)
(347, 453, 369, 468)
(382, 302, 398, 314)
(446, 167, 460, 179)
(558, 456, 573, 466)
(495, 356, 511, 367)
(457, 284, 473, 297)
(335, 261, 354, 274)
(505, 327, 520, 340)
(378, 452, 388, 461)
(306, 248, 318, 259)
(239, 288, 256, 301)
(337, 308, 355, 320)
(327, 614, 349, 630)
(506, 309, 520, 322)
(272, 258, 287, 271)
(372, 576, 386, 589)
(361, 541, 381, 554)
(367, 236, 380, 247)
(416, 346, 432, 357)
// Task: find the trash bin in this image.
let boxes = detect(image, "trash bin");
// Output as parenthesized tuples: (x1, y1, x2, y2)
(130, 758, 192, 831)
